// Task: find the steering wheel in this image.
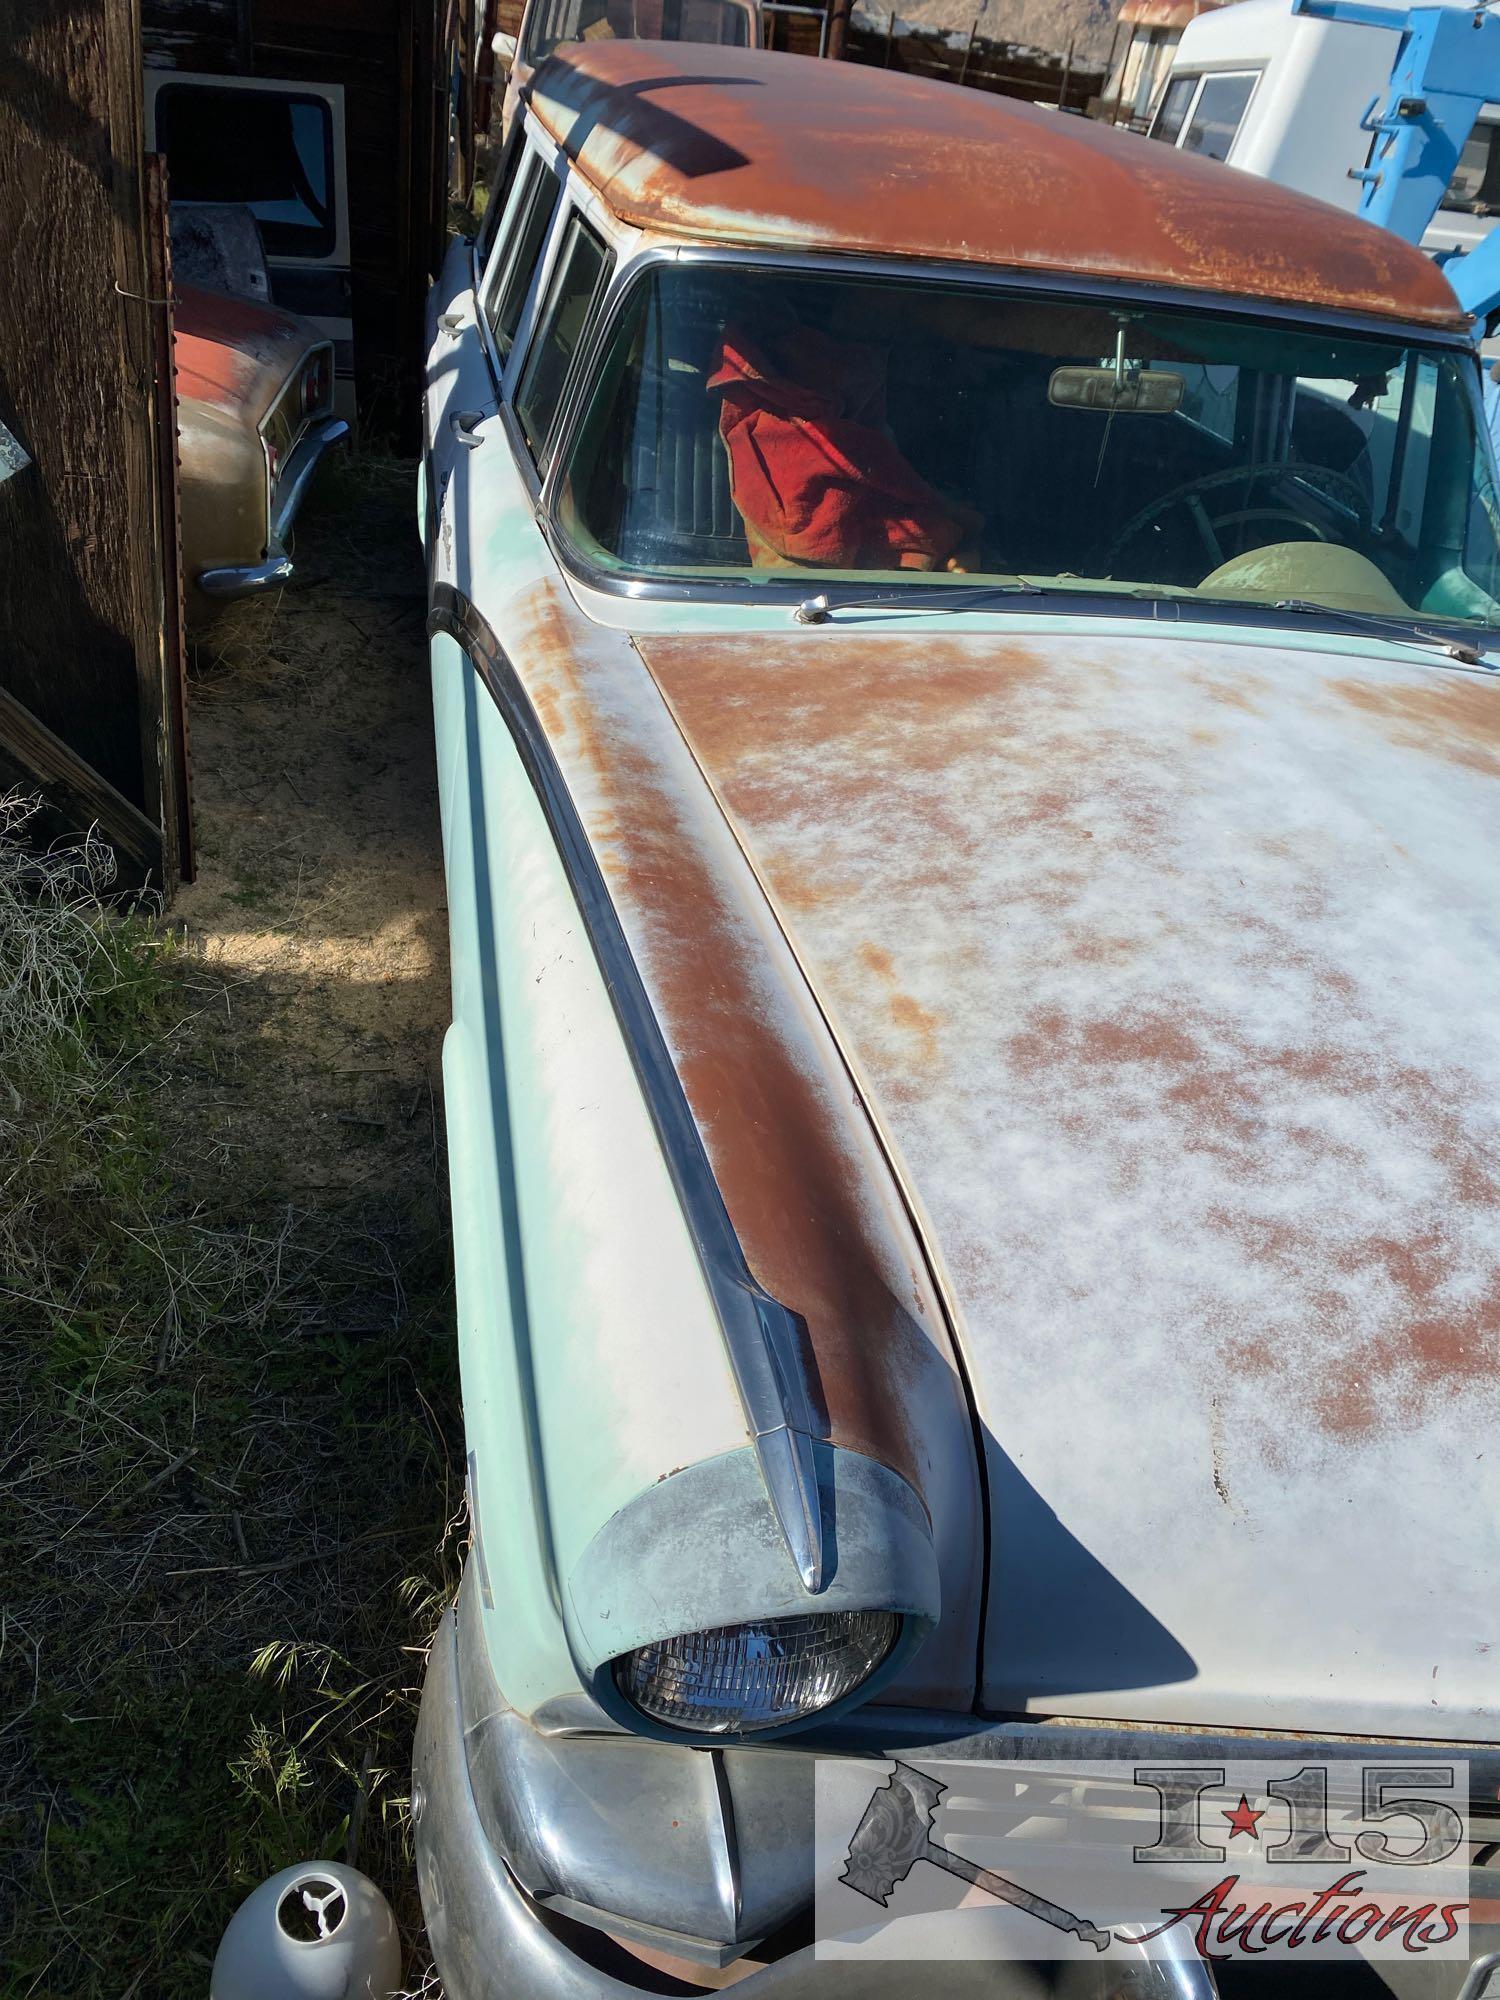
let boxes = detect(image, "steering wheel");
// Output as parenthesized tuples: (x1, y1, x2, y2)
(1101, 463, 1374, 578)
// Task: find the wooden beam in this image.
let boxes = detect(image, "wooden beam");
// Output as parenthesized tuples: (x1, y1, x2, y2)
(0, 685, 164, 889)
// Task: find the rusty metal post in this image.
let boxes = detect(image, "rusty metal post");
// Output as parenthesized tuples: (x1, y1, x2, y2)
(958, 10, 980, 85)
(826, 0, 851, 61)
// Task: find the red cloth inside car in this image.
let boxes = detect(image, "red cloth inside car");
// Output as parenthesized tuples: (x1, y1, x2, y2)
(708, 326, 976, 571)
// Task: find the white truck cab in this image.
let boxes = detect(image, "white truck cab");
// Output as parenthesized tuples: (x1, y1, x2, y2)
(1150, 0, 1500, 265)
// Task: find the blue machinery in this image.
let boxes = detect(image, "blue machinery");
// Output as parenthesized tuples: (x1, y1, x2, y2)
(1293, 0, 1500, 321)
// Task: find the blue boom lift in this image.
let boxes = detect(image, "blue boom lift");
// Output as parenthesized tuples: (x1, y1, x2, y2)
(1293, 0, 1500, 320)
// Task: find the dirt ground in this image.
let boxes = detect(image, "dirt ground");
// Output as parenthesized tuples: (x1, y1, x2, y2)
(179, 456, 449, 1201)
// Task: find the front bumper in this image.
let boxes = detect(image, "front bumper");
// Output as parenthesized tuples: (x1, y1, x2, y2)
(196, 415, 348, 598)
(414, 1604, 1219, 2000)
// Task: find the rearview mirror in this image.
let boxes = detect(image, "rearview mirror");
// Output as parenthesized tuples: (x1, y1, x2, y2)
(1048, 366, 1184, 415)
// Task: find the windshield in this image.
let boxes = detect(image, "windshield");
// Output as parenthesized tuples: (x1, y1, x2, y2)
(522, 0, 751, 67)
(556, 266, 1500, 629)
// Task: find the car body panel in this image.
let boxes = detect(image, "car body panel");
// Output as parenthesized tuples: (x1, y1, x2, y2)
(629, 621, 1500, 1741)
(430, 616, 751, 1715)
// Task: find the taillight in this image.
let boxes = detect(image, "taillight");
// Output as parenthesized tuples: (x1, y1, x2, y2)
(300, 351, 330, 417)
(264, 438, 280, 490)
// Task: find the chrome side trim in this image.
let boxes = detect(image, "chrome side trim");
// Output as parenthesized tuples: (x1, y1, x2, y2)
(428, 581, 827, 1593)
(270, 415, 349, 544)
(198, 554, 295, 598)
(197, 415, 348, 599)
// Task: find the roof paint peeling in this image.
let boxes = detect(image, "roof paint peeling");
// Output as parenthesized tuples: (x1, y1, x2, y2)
(527, 42, 1469, 330)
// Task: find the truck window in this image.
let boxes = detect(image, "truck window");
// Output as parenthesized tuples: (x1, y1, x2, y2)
(1179, 72, 1257, 163)
(1152, 73, 1197, 147)
(154, 85, 336, 258)
(523, 0, 752, 66)
(1443, 120, 1500, 217)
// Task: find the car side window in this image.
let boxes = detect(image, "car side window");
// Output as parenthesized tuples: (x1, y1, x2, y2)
(515, 215, 613, 471)
(476, 127, 524, 265)
(484, 155, 560, 363)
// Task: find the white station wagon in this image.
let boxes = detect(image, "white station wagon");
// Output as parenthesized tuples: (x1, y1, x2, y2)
(415, 41, 1500, 2000)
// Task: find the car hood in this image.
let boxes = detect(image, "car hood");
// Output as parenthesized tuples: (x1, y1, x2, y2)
(633, 623, 1500, 1742)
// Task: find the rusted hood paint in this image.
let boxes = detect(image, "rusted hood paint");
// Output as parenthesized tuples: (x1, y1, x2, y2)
(633, 626, 1500, 1741)
(173, 283, 309, 423)
(527, 43, 1468, 331)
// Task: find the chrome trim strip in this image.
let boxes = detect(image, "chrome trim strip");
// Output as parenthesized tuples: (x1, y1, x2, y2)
(197, 554, 295, 598)
(199, 414, 348, 599)
(807, 1705, 1500, 1785)
(470, 239, 505, 396)
(428, 581, 827, 1593)
(270, 415, 349, 544)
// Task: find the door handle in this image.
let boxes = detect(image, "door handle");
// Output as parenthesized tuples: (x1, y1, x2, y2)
(438, 309, 466, 334)
(449, 409, 486, 449)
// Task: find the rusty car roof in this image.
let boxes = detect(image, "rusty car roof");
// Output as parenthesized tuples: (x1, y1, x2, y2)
(525, 43, 1469, 330)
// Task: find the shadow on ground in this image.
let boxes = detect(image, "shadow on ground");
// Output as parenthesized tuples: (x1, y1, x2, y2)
(0, 453, 459, 1998)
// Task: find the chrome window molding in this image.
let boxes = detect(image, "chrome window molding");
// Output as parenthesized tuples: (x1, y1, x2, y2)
(543, 515, 1500, 656)
(428, 582, 828, 1594)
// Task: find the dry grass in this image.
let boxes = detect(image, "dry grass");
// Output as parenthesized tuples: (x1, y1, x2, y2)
(0, 453, 460, 1997)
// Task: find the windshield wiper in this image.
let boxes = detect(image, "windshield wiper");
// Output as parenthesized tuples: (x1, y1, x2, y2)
(793, 581, 1043, 624)
(1272, 598, 1496, 667)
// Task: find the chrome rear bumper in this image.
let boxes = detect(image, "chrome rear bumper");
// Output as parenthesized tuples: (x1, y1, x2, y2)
(197, 415, 348, 598)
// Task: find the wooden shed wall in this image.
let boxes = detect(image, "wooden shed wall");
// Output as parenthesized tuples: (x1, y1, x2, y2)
(1, 0, 187, 886)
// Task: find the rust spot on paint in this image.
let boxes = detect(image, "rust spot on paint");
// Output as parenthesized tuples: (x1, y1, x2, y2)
(858, 942, 941, 1068)
(1331, 674, 1500, 777)
(630, 622, 1500, 1468)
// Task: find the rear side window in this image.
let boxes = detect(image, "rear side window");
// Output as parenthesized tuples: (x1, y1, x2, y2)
(1179, 72, 1257, 162)
(516, 216, 613, 469)
(155, 85, 335, 258)
(477, 128, 524, 264)
(523, 0, 752, 65)
(485, 157, 559, 360)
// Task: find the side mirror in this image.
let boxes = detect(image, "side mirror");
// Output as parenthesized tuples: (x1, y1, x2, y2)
(492, 30, 518, 72)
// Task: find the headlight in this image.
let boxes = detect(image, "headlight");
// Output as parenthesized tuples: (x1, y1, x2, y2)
(613, 1610, 899, 1735)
